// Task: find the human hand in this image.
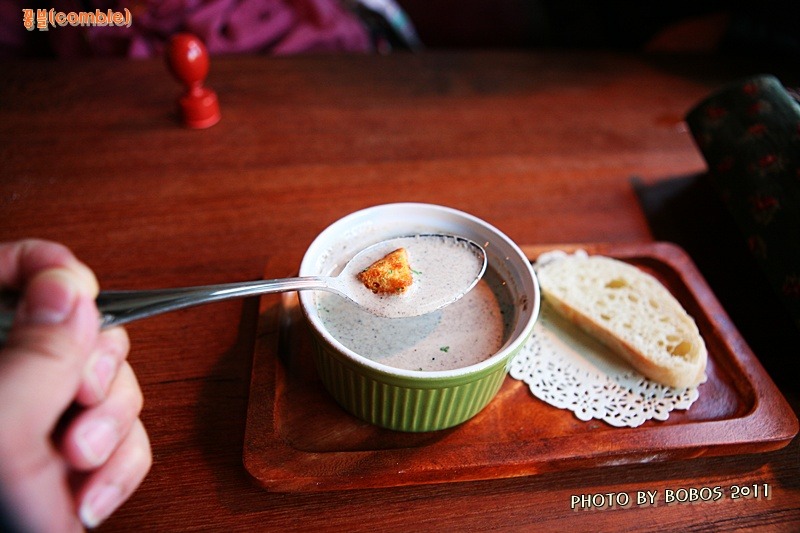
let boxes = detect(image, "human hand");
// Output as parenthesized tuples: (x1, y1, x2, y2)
(0, 240, 151, 532)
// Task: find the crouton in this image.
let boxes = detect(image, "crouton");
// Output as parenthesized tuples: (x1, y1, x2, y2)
(357, 248, 413, 294)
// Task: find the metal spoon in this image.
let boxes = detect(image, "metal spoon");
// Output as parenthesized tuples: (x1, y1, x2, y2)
(0, 234, 486, 344)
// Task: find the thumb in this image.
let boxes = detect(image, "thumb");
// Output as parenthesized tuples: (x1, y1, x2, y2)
(0, 267, 100, 447)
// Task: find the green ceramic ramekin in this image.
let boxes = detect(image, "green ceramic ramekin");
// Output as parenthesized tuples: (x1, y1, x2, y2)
(298, 203, 540, 432)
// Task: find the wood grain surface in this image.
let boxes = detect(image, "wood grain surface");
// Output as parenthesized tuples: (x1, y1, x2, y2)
(1, 51, 798, 531)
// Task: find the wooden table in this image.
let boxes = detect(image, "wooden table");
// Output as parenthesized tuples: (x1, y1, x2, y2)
(1, 51, 798, 531)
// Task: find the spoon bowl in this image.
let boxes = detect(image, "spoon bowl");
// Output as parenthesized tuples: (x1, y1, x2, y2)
(332, 234, 487, 318)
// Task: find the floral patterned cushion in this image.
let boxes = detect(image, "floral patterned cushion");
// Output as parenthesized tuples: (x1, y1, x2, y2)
(686, 75, 800, 332)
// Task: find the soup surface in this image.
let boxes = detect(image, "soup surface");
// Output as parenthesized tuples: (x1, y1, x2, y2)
(316, 267, 514, 371)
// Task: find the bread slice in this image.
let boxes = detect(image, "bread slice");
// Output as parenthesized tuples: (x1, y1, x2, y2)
(536, 253, 707, 388)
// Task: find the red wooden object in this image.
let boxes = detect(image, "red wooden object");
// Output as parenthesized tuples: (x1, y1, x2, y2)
(166, 33, 221, 129)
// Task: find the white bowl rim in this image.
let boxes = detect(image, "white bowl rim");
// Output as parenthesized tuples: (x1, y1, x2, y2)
(298, 202, 540, 380)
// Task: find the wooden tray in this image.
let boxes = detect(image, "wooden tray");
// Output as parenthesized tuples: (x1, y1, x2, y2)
(243, 242, 798, 492)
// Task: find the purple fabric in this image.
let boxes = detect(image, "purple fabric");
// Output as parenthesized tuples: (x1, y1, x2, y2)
(2, 0, 371, 57)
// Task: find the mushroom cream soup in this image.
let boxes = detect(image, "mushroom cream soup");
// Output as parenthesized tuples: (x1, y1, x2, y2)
(315, 267, 514, 371)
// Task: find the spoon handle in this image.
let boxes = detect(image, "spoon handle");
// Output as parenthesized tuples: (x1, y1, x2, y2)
(0, 276, 339, 345)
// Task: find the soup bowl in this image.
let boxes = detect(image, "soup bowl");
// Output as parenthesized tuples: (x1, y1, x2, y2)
(298, 203, 539, 432)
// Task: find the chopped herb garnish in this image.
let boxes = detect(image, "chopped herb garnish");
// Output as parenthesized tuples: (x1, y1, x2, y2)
(440, 346, 450, 353)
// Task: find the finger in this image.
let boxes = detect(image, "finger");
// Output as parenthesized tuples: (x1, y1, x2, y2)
(0, 452, 84, 533)
(0, 269, 100, 454)
(61, 361, 143, 471)
(0, 240, 118, 408)
(0, 239, 98, 294)
(77, 418, 152, 529)
(77, 326, 130, 406)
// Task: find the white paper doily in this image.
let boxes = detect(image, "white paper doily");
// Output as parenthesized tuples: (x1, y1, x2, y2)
(508, 252, 705, 428)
